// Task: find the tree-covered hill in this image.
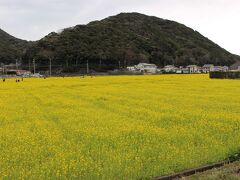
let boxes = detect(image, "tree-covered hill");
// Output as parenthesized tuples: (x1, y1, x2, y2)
(4, 13, 240, 70)
(0, 29, 30, 64)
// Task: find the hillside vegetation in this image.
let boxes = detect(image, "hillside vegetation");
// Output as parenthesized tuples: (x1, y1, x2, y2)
(1, 13, 240, 69)
(23, 13, 239, 70)
(0, 29, 29, 64)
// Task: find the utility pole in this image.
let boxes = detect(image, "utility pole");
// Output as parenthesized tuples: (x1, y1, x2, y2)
(28, 59, 31, 72)
(2, 65, 5, 75)
(16, 59, 18, 70)
(33, 59, 36, 74)
(66, 60, 69, 68)
(86, 60, 89, 74)
(49, 58, 52, 76)
(119, 61, 121, 69)
(99, 59, 102, 68)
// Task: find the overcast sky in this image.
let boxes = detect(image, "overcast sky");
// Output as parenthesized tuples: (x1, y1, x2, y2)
(0, 0, 239, 55)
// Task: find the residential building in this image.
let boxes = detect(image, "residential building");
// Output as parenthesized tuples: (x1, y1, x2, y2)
(176, 70, 183, 74)
(126, 66, 136, 71)
(182, 68, 190, 74)
(16, 70, 32, 76)
(202, 64, 214, 73)
(187, 65, 199, 73)
(213, 66, 229, 72)
(163, 65, 178, 73)
(135, 63, 157, 73)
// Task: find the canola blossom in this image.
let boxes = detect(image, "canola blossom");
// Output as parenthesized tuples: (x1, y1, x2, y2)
(0, 74, 239, 179)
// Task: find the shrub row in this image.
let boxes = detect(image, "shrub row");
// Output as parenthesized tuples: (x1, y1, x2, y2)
(210, 71, 240, 79)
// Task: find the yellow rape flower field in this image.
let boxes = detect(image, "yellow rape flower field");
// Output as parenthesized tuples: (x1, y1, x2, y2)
(0, 74, 239, 179)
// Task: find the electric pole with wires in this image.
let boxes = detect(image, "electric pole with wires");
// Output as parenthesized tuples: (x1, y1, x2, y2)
(33, 59, 36, 74)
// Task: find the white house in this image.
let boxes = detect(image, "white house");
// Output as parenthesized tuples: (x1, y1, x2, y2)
(163, 65, 178, 73)
(135, 63, 157, 73)
(213, 66, 229, 72)
(176, 70, 183, 74)
(182, 68, 191, 74)
(187, 65, 200, 73)
(222, 66, 229, 72)
(126, 66, 137, 71)
(202, 64, 215, 73)
(16, 70, 32, 76)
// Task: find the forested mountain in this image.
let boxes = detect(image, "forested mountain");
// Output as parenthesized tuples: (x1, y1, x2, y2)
(0, 29, 29, 64)
(1, 13, 239, 71)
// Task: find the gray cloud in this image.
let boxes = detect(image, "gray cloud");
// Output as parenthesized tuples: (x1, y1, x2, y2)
(0, 0, 240, 55)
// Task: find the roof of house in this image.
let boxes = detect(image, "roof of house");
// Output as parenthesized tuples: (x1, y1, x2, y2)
(16, 70, 31, 73)
(164, 65, 176, 68)
(138, 63, 157, 67)
(187, 65, 198, 68)
(214, 66, 229, 69)
(203, 64, 214, 68)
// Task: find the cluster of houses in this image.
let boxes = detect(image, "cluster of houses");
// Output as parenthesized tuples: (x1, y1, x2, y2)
(1, 62, 239, 77)
(126, 63, 232, 74)
(0, 64, 32, 77)
(0, 68, 32, 77)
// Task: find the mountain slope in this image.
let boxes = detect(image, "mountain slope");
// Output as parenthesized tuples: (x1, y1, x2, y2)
(0, 29, 29, 64)
(24, 13, 240, 70)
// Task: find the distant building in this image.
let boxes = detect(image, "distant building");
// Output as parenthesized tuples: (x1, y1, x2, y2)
(126, 66, 136, 71)
(222, 66, 229, 72)
(6, 70, 17, 75)
(163, 65, 178, 73)
(187, 65, 200, 73)
(213, 66, 229, 72)
(202, 64, 214, 73)
(135, 63, 157, 73)
(176, 70, 183, 74)
(16, 70, 32, 76)
(213, 66, 221, 72)
(182, 68, 190, 74)
(3, 63, 17, 69)
(127, 63, 231, 75)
